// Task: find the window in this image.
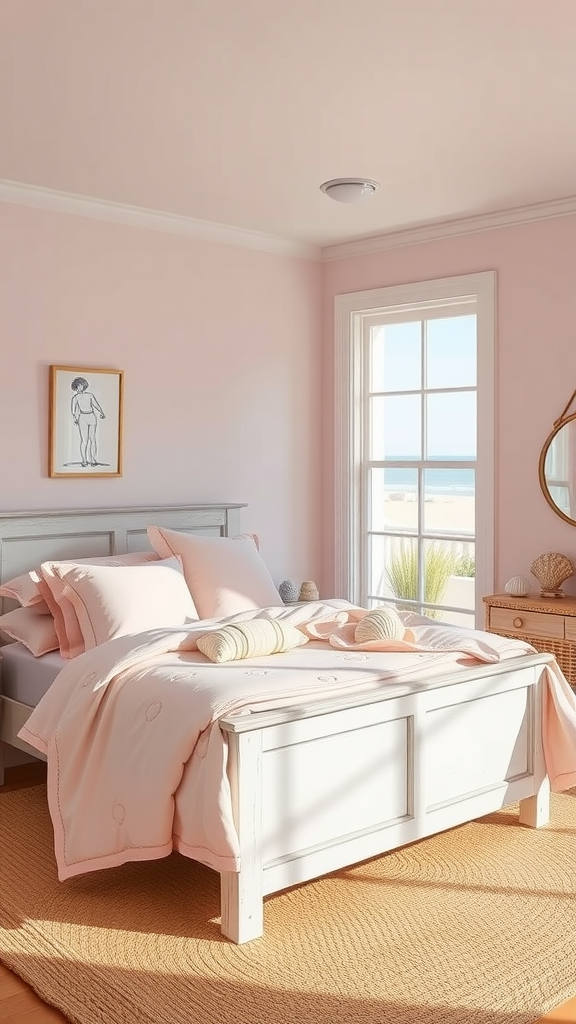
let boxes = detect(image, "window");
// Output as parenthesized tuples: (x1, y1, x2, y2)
(334, 272, 495, 628)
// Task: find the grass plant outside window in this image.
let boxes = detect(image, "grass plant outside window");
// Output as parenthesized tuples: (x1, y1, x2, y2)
(385, 540, 474, 619)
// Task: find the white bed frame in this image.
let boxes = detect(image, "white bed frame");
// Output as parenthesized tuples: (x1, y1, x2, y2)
(0, 505, 553, 944)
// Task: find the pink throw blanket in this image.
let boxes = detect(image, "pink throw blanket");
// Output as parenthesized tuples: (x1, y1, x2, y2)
(17, 601, 576, 881)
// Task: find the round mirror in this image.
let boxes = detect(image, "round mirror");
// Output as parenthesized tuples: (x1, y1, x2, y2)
(539, 412, 576, 525)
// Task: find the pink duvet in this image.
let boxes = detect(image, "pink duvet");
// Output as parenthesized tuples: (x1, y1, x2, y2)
(17, 601, 576, 881)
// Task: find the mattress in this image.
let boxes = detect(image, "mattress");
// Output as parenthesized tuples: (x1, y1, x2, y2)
(0, 642, 66, 705)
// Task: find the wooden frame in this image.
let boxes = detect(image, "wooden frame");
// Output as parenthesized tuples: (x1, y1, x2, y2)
(49, 365, 124, 478)
(0, 505, 553, 945)
(538, 390, 576, 527)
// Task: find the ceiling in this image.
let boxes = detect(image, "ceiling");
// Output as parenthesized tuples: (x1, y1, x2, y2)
(2, 0, 576, 252)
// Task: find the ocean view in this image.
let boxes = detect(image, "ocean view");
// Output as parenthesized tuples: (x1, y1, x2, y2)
(383, 466, 475, 496)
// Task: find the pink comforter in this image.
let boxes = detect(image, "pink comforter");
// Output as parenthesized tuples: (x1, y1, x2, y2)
(18, 601, 576, 881)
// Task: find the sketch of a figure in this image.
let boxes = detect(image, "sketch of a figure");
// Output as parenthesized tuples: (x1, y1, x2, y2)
(71, 377, 106, 467)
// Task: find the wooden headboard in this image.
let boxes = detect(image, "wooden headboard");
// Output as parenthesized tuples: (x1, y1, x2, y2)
(0, 503, 246, 615)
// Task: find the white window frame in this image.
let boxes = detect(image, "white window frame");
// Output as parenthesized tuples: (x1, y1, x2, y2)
(334, 271, 496, 626)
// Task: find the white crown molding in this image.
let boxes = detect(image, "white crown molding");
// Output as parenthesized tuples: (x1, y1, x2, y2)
(0, 179, 320, 261)
(3, 178, 575, 263)
(321, 194, 576, 262)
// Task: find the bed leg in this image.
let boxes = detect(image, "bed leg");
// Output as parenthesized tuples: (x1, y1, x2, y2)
(519, 776, 550, 828)
(220, 869, 264, 943)
(219, 729, 264, 943)
(519, 675, 551, 828)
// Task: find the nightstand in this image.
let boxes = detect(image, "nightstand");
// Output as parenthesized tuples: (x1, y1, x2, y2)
(483, 592, 576, 686)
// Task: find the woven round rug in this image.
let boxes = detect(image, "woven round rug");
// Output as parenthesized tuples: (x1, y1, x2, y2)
(1, 784, 575, 1024)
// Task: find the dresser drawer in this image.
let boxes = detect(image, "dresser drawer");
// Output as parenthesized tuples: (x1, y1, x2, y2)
(564, 617, 576, 641)
(488, 606, 565, 640)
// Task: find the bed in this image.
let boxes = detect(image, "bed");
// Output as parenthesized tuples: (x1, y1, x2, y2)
(0, 503, 574, 945)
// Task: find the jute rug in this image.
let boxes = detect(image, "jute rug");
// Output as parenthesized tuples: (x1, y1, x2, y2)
(1, 785, 575, 1024)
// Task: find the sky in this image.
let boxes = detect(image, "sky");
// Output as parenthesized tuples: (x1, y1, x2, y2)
(370, 314, 477, 460)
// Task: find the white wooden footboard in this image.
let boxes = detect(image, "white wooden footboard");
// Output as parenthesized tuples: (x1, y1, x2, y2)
(0, 651, 553, 944)
(219, 654, 551, 943)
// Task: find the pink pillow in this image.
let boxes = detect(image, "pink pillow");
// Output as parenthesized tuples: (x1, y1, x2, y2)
(0, 606, 59, 656)
(39, 550, 164, 659)
(43, 557, 198, 654)
(147, 526, 282, 619)
(0, 570, 50, 612)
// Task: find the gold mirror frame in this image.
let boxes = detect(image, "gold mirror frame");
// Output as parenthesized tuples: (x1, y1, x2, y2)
(538, 388, 576, 526)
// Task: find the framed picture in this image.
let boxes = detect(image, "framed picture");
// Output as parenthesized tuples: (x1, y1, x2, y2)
(49, 365, 124, 478)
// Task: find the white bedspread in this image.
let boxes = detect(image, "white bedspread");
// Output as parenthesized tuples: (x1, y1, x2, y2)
(18, 601, 576, 881)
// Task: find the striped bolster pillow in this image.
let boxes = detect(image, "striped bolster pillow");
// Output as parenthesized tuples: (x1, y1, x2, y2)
(196, 618, 308, 664)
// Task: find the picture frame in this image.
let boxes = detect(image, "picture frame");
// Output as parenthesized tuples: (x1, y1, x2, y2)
(49, 365, 124, 478)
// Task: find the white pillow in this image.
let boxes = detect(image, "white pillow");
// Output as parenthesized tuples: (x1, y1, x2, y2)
(0, 606, 59, 657)
(197, 618, 308, 663)
(47, 557, 198, 652)
(147, 527, 282, 618)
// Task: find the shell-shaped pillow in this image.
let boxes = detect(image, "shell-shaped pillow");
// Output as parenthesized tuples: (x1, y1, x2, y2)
(354, 606, 406, 643)
(197, 618, 308, 664)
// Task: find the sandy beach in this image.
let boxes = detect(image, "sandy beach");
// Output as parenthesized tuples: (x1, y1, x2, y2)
(379, 494, 476, 626)
(382, 493, 475, 535)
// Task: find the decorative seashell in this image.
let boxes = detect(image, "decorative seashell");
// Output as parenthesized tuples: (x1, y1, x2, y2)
(504, 575, 530, 598)
(279, 579, 301, 603)
(355, 606, 405, 643)
(299, 580, 320, 602)
(530, 551, 575, 598)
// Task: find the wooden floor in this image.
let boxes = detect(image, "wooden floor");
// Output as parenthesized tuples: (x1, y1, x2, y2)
(1, 764, 575, 1024)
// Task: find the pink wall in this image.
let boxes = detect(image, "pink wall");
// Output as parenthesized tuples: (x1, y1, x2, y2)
(0, 203, 322, 589)
(322, 214, 576, 598)
(5, 202, 576, 604)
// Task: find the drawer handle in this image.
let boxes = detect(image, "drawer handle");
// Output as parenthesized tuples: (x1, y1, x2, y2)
(513, 616, 523, 628)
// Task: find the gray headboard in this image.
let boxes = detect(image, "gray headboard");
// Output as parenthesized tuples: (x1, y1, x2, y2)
(0, 503, 246, 614)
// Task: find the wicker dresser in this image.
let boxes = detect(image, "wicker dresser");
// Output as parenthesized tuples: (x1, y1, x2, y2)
(483, 592, 576, 687)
